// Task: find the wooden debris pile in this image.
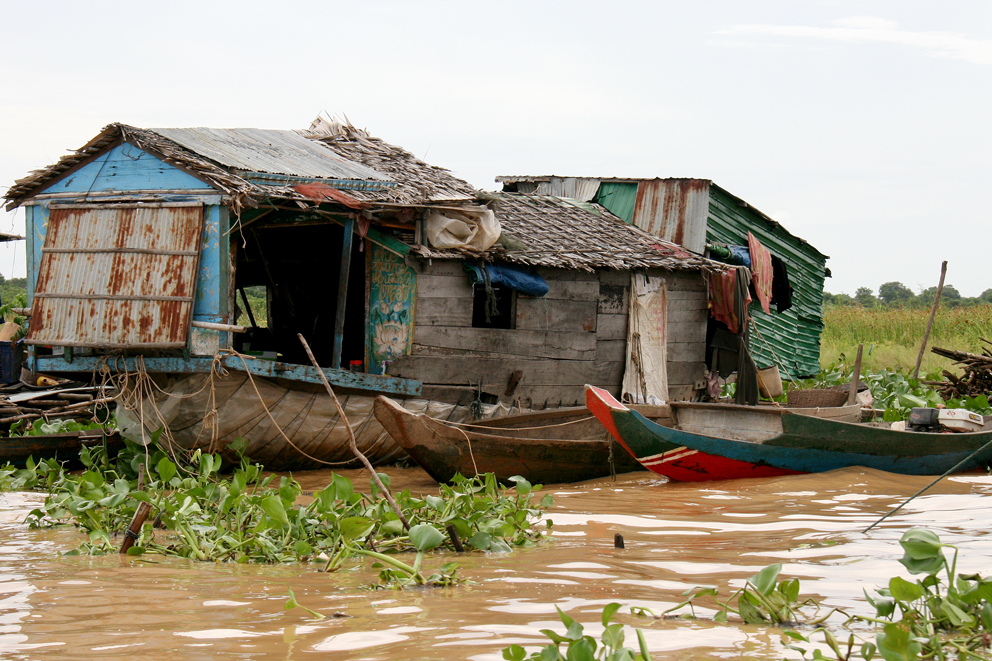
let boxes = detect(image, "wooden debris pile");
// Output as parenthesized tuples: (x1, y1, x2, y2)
(0, 387, 114, 426)
(923, 342, 992, 399)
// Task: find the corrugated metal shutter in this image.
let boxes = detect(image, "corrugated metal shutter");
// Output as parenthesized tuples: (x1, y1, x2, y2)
(28, 203, 204, 349)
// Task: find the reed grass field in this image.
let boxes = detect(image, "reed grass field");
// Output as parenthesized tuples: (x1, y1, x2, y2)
(819, 304, 992, 374)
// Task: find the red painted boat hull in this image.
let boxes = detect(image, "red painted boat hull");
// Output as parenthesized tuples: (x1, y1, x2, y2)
(585, 385, 802, 482)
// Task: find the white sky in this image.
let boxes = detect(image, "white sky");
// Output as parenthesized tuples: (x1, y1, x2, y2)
(1, 1, 989, 296)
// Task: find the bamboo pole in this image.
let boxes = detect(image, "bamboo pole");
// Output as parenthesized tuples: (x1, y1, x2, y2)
(297, 333, 410, 531)
(913, 261, 947, 379)
(120, 501, 152, 554)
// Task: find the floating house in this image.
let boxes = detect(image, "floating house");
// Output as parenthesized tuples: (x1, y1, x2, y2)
(497, 176, 830, 378)
(3, 120, 722, 468)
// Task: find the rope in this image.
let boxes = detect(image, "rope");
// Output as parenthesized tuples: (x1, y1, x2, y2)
(748, 318, 799, 391)
(418, 415, 479, 476)
(440, 415, 596, 431)
(863, 436, 992, 533)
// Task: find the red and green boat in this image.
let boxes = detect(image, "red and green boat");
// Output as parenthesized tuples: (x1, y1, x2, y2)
(585, 385, 992, 482)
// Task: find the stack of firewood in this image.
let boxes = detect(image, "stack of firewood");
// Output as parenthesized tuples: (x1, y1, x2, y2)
(923, 342, 992, 400)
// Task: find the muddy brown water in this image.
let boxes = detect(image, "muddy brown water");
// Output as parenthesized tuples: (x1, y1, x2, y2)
(2, 466, 992, 660)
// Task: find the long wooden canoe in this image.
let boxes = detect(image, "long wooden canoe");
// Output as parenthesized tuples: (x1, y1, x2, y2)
(586, 385, 992, 480)
(373, 395, 648, 484)
(0, 430, 124, 467)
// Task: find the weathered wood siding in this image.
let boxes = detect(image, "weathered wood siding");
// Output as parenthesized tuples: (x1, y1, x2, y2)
(388, 260, 706, 406)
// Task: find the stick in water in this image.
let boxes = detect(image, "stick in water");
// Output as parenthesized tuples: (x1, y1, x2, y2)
(297, 334, 410, 531)
(120, 501, 152, 554)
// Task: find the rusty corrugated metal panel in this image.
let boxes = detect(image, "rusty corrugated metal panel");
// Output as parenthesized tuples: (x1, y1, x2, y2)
(28, 203, 204, 348)
(631, 179, 710, 254)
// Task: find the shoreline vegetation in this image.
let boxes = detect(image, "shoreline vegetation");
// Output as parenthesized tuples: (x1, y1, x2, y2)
(820, 303, 992, 375)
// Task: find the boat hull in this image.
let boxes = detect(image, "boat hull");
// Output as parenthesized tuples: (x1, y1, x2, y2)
(586, 385, 992, 480)
(115, 372, 517, 472)
(373, 395, 643, 484)
(585, 386, 799, 481)
(0, 431, 124, 467)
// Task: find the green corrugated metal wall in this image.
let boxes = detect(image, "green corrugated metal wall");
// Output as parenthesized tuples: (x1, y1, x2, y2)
(706, 186, 827, 378)
(594, 182, 637, 223)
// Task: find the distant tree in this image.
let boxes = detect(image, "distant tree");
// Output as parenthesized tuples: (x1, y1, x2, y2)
(878, 281, 915, 306)
(980, 289, 992, 303)
(823, 291, 855, 307)
(918, 284, 961, 308)
(855, 286, 877, 307)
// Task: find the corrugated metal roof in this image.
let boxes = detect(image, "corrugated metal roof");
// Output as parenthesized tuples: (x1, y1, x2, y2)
(594, 182, 637, 223)
(27, 203, 203, 348)
(706, 186, 827, 378)
(151, 127, 391, 183)
(632, 179, 710, 253)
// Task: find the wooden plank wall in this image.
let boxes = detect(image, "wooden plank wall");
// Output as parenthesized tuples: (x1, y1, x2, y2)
(387, 260, 707, 406)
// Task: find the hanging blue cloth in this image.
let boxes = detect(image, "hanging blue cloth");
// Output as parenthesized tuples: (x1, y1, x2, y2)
(726, 245, 752, 268)
(464, 262, 549, 297)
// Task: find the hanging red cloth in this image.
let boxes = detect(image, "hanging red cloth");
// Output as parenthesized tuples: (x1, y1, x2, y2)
(748, 232, 773, 314)
(709, 267, 750, 333)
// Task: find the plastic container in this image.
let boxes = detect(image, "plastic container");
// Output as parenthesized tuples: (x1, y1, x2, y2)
(348, 360, 363, 372)
(756, 365, 783, 399)
(0, 339, 24, 385)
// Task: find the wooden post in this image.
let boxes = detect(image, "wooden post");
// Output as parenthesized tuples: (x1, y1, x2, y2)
(848, 344, 863, 406)
(120, 501, 152, 554)
(913, 261, 948, 379)
(446, 524, 465, 553)
(331, 216, 356, 369)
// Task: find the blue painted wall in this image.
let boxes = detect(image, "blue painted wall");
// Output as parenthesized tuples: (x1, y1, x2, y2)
(42, 143, 208, 194)
(194, 204, 229, 325)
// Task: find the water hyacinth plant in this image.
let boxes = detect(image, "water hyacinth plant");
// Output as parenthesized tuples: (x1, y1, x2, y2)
(644, 528, 992, 660)
(15, 436, 554, 588)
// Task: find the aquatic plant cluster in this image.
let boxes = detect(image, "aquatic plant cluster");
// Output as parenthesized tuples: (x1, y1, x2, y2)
(626, 528, 992, 661)
(3, 437, 554, 588)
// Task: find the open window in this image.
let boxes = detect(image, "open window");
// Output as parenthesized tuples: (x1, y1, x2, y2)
(472, 284, 516, 329)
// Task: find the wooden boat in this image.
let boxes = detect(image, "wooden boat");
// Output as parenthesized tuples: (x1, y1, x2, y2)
(373, 395, 649, 484)
(0, 429, 123, 467)
(586, 385, 992, 481)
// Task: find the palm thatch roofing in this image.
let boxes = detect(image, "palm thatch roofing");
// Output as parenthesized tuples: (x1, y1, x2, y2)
(412, 193, 724, 272)
(299, 117, 477, 204)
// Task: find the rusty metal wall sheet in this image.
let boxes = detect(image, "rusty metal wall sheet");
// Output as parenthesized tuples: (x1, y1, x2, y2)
(631, 179, 710, 254)
(28, 204, 204, 348)
(151, 127, 390, 183)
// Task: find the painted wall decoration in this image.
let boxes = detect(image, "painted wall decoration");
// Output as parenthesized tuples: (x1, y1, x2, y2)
(367, 244, 416, 374)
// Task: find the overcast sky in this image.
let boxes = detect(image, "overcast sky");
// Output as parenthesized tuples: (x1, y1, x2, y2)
(1, 1, 989, 296)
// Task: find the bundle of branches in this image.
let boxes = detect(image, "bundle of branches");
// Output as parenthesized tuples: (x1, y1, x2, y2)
(923, 340, 992, 399)
(0, 389, 114, 426)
